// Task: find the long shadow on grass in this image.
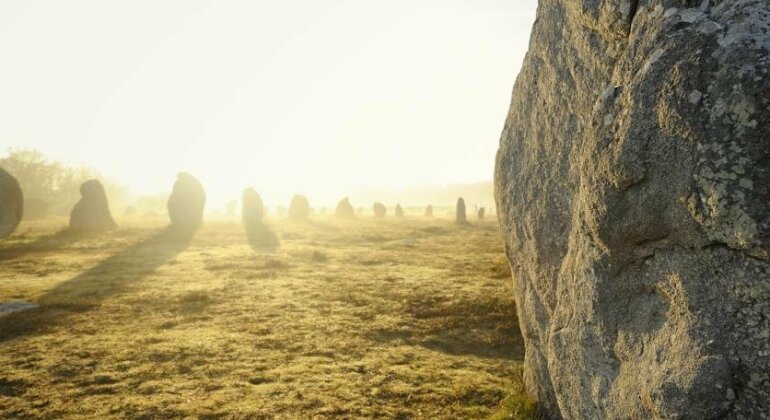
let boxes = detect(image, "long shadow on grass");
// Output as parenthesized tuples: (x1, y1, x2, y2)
(369, 294, 525, 361)
(245, 223, 280, 253)
(0, 227, 193, 342)
(305, 220, 339, 232)
(0, 229, 87, 262)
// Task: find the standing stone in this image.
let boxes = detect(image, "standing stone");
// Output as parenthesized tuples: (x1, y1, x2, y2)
(395, 204, 404, 218)
(495, 1, 770, 419)
(425, 205, 433, 217)
(167, 172, 206, 232)
(288, 195, 310, 221)
(242, 187, 278, 250)
(0, 167, 22, 239)
(69, 179, 117, 232)
(242, 188, 264, 232)
(477, 207, 485, 220)
(335, 197, 355, 219)
(455, 198, 467, 225)
(373, 202, 386, 218)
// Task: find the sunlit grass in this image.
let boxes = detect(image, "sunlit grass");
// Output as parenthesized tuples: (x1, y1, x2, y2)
(0, 216, 532, 418)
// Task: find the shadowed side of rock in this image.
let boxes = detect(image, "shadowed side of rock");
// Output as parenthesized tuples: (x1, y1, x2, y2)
(0, 167, 23, 239)
(495, 1, 770, 418)
(68, 179, 117, 233)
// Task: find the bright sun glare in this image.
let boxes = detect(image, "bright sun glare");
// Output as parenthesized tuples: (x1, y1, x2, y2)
(0, 0, 536, 208)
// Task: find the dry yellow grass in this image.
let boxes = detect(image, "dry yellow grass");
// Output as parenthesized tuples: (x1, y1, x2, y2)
(0, 216, 535, 419)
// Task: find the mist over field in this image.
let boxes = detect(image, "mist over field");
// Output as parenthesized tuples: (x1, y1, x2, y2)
(0, 0, 536, 208)
(0, 1, 539, 418)
(5, 0, 765, 418)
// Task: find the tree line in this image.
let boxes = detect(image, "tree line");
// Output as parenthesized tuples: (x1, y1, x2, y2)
(0, 148, 129, 220)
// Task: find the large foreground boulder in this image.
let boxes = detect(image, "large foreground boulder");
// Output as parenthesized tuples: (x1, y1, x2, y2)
(0, 167, 22, 238)
(373, 202, 386, 218)
(495, 1, 770, 418)
(335, 197, 355, 219)
(168, 172, 205, 232)
(69, 179, 117, 232)
(288, 195, 310, 221)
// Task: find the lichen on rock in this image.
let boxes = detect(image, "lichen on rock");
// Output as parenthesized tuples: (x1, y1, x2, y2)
(495, 0, 770, 418)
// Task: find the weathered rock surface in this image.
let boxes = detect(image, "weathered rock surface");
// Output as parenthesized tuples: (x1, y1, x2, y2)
(69, 179, 117, 232)
(495, 1, 770, 418)
(373, 202, 386, 218)
(288, 195, 310, 221)
(455, 198, 467, 225)
(395, 204, 404, 218)
(335, 197, 355, 219)
(0, 167, 22, 238)
(167, 172, 206, 232)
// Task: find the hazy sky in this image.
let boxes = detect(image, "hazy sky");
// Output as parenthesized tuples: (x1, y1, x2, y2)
(0, 0, 536, 207)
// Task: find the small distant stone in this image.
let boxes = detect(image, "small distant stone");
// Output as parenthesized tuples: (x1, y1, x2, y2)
(242, 188, 265, 231)
(69, 179, 118, 233)
(456, 197, 468, 225)
(373, 202, 386, 218)
(288, 195, 310, 221)
(335, 197, 355, 219)
(395, 204, 404, 218)
(424, 205, 433, 217)
(167, 172, 206, 232)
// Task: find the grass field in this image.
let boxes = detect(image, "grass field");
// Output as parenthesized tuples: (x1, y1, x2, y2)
(0, 216, 535, 419)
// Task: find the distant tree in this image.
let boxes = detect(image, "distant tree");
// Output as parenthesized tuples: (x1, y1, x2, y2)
(0, 149, 58, 202)
(0, 148, 128, 219)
